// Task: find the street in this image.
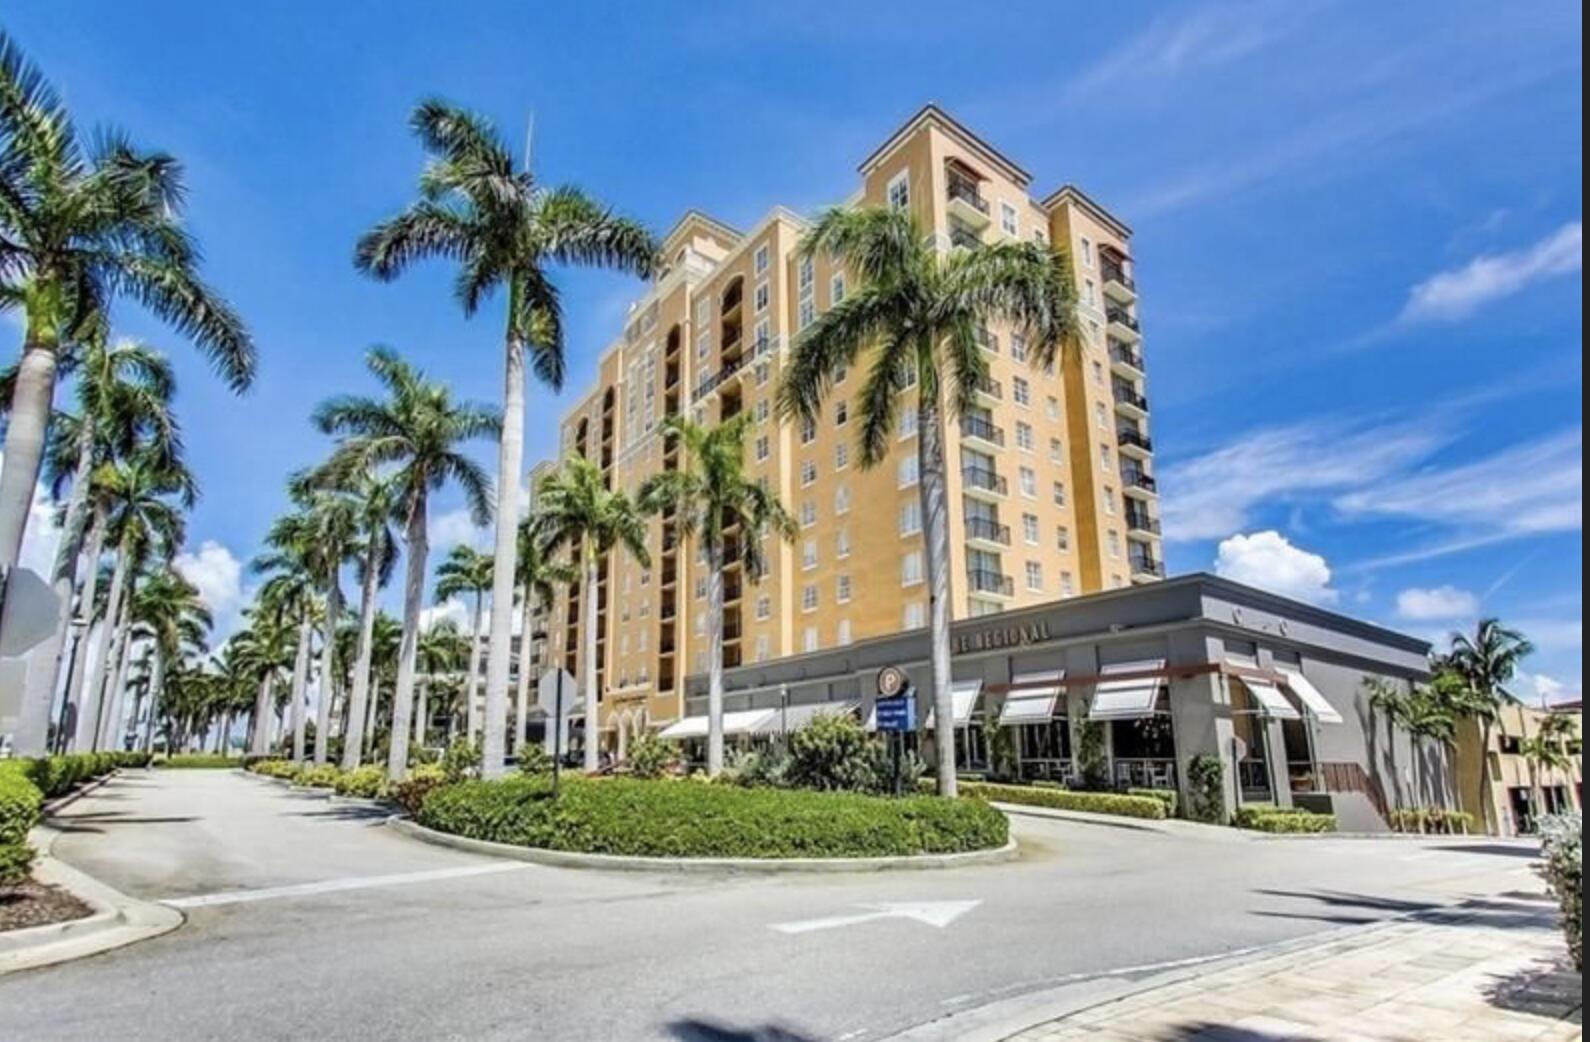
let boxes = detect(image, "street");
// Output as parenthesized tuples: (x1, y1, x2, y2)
(2, 770, 1543, 1042)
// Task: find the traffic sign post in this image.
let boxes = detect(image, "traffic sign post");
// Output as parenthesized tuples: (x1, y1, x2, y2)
(874, 666, 915, 797)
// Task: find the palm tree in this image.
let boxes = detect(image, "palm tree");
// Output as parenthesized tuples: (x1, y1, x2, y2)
(434, 544, 495, 745)
(513, 514, 572, 754)
(230, 615, 293, 755)
(313, 346, 496, 780)
(1521, 713, 1575, 827)
(1364, 677, 1412, 811)
(416, 618, 469, 746)
(328, 475, 398, 769)
(252, 543, 320, 763)
(0, 32, 252, 593)
(535, 457, 650, 773)
(356, 99, 657, 777)
(1401, 686, 1456, 817)
(776, 206, 1077, 797)
(1445, 619, 1533, 834)
(125, 565, 210, 752)
(284, 480, 361, 764)
(1, 326, 180, 753)
(76, 448, 194, 751)
(637, 415, 795, 776)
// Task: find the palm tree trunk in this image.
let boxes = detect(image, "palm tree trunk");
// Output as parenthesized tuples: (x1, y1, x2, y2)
(290, 618, 313, 762)
(581, 545, 601, 774)
(99, 620, 136, 751)
(387, 492, 428, 781)
(77, 541, 131, 751)
(313, 577, 342, 764)
(0, 325, 60, 579)
(364, 676, 381, 761)
(465, 592, 485, 743)
(414, 679, 428, 747)
(60, 506, 108, 750)
(514, 583, 534, 754)
(340, 545, 382, 770)
(11, 418, 98, 755)
(481, 333, 527, 780)
(917, 388, 958, 798)
(249, 674, 275, 756)
(142, 647, 166, 754)
(706, 536, 726, 777)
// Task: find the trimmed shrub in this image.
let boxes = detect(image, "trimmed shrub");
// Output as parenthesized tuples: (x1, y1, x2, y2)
(625, 734, 676, 780)
(334, 766, 389, 800)
(1127, 787, 1179, 817)
(440, 738, 482, 782)
(515, 748, 553, 776)
(392, 764, 448, 816)
(3, 751, 135, 799)
(1389, 807, 1474, 835)
(293, 764, 342, 789)
(1187, 754, 1226, 824)
(1233, 803, 1336, 833)
(787, 714, 893, 794)
(959, 780, 1168, 820)
(248, 759, 298, 779)
(417, 776, 1009, 859)
(724, 746, 792, 789)
(1538, 813, 1582, 971)
(0, 766, 44, 885)
(158, 754, 243, 769)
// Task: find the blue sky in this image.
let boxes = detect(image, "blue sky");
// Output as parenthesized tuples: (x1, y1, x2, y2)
(6, 2, 1582, 701)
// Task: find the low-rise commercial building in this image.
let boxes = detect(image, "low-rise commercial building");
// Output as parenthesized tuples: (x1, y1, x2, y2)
(1455, 702, 1582, 836)
(679, 573, 1450, 832)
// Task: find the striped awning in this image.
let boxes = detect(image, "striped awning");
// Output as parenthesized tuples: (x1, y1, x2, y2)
(999, 670, 1065, 725)
(1090, 659, 1166, 721)
(1277, 666, 1343, 724)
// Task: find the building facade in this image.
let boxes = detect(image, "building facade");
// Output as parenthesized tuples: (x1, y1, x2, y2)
(539, 105, 1162, 750)
(679, 573, 1447, 832)
(1455, 702, 1583, 836)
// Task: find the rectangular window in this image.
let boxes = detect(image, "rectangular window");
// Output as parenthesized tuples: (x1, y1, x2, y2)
(1103, 488, 1115, 514)
(1025, 561, 1043, 591)
(1052, 482, 1066, 506)
(1083, 279, 1096, 306)
(836, 528, 851, 558)
(801, 415, 817, 444)
(1080, 237, 1093, 266)
(835, 400, 848, 425)
(1019, 466, 1037, 498)
(802, 539, 818, 570)
(834, 442, 848, 470)
(801, 459, 817, 487)
(755, 244, 769, 275)
(1001, 202, 1019, 237)
(898, 454, 920, 488)
(1095, 402, 1107, 429)
(901, 551, 924, 586)
(1100, 445, 1112, 469)
(904, 601, 926, 629)
(887, 170, 910, 210)
(799, 254, 815, 293)
(1092, 360, 1104, 386)
(1010, 332, 1028, 363)
(1013, 376, 1030, 407)
(798, 298, 816, 330)
(1015, 421, 1034, 452)
(899, 499, 922, 536)
(835, 484, 851, 514)
(754, 281, 770, 313)
(803, 627, 819, 653)
(755, 635, 770, 662)
(836, 619, 852, 646)
(1049, 437, 1063, 463)
(755, 398, 770, 423)
(836, 574, 852, 603)
(755, 436, 769, 462)
(801, 501, 817, 528)
(1061, 571, 1075, 596)
(830, 274, 846, 305)
(898, 407, 918, 438)
(802, 584, 818, 612)
(756, 595, 771, 620)
(1022, 513, 1040, 544)
(1056, 526, 1070, 551)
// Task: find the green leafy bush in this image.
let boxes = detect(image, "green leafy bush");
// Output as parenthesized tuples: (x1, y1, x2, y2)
(786, 714, 894, 794)
(1538, 813, 1581, 971)
(440, 738, 482, 782)
(625, 734, 676, 780)
(1127, 787, 1179, 817)
(515, 748, 553, 775)
(3, 751, 138, 799)
(293, 764, 342, 789)
(392, 764, 449, 816)
(959, 780, 1168, 820)
(724, 746, 792, 788)
(248, 759, 298, 779)
(1389, 807, 1474, 834)
(1232, 803, 1336, 833)
(158, 754, 243, 769)
(0, 766, 44, 885)
(1187, 754, 1226, 824)
(334, 766, 389, 799)
(417, 776, 1008, 859)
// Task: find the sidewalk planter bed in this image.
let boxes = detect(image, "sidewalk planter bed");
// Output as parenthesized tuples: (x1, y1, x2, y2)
(961, 781, 1168, 821)
(333, 766, 389, 799)
(392, 764, 448, 816)
(0, 767, 44, 885)
(417, 777, 1009, 859)
(1389, 807, 1475, 835)
(157, 754, 243, 769)
(1233, 804, 1337, 833)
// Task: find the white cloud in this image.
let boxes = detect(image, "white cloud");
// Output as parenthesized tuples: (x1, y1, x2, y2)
(1335, 429, 1581, 537)
(428, 506, 488, 552)
(1395, 585, 1480, 621)
(1400, 220, 1582, 323)
(1160, 417, 1445, 542)
(418, 597, 470, 634)
(1508, 617, 1584, 653)
(173, 540, 244, 630)
(1516, 671, 1580, 708)
(1214, 530, 1337, 606)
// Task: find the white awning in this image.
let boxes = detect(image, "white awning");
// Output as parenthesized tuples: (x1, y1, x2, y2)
(922, 679, 984, 729)
(750, 701, 858, 736)
(1239, 677, 1302, 721)
(1277, 666, 1343, 724)
(999, 670, 1065, 725)
(1089, 659, 1166, 721)
(657, 708, 774, 740)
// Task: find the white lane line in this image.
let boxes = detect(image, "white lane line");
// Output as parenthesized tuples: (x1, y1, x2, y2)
(162, 862, 532, 909)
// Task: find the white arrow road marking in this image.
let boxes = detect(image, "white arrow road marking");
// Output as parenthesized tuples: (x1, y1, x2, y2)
(770, 900, 981, 935)
(162, 862, 532, 909)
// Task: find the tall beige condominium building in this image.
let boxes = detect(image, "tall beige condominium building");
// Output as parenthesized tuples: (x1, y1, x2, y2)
(539, 105, 1161, 750)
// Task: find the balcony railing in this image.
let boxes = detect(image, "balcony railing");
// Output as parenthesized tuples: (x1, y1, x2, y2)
(949, 226, 983, 250)
(1113, 385, 1149, 412)
(966, 568, 1015, 597)
(1109, 342, 1144, 372)
(961, 465, 1008, 495)
(974, 375, 1003, 400)
(693, 354, 748, 402)
(960, 415, 1005, 446)
(721, 283, 743, 314)
(1102, 262, 1135, 292)
(1106, 307, 1140, 332)
(974, 327, 997, 353)
(1124, 509, 1162, 534)
(1121, 468, 1158, 493)
(965, 517, 1011, 545)
(1129, 554, 1166, 577)
(946, 176, 989, 215)
(1117, 427, 1153, 453)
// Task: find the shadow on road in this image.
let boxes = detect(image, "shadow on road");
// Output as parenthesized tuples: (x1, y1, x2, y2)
(283, 805, 393, 822)
(1434, 843, 1542, 859)
(665, 1020, 822, 1042)
(1123, 1022, 1324, 1041)
(1252, 888, 1558, 931)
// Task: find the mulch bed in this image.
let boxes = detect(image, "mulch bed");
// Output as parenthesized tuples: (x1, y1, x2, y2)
(1, 882, 95, 934)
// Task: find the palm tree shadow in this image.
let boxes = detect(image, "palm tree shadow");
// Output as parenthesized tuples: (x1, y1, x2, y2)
(665, 1019, 824, 1042)
(1132, 1023, 1326, 1040)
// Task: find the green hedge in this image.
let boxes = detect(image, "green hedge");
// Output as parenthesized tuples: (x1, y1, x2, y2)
(157, 754, 243, 769)
(393, 764, 449, 816)
(417, 777, 1009, 859)
(1126, 787, 1179, 817)
(1233, 804, 1336, 833)
(334, 766, 389, 799)
(0, 767, 43, 885)
(292, 764, 342, 789)
(959, 780, 1168, 820)
(1, 751, 148, 799)
(1389, 807, 1474, 834)
(247, 759, 299, 779)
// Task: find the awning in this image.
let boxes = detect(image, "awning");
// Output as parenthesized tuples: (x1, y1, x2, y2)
(999, 670, 1065, 725)
(657, 708, 774, 740)
(922, 679, 984, 729)
(1277, 666, 1343, 724)
(750, 700, 859, 736)
(1089, 659, 1165, 721)
(1239, 677, 1302, 721)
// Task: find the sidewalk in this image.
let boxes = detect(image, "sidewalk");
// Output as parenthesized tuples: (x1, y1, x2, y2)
(1005, 892, 1579, 1042)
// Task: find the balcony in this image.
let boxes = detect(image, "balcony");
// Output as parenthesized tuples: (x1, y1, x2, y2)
(721, 282, 744, 316)
(949, 225, 984, 251)
(961, 465, 1008, 499)
(1108, 341, 1144, 377)
(1121, 467, 1158, 498)
(965, 516, 1011, 548)
(1106, 307, 1141, 343)
(1116, 426, 1153, 456)
(693, 354, 749, 402)
(1124, 508, 1162, 535)
(945, 174, 991, 228)
(1102, 260, 1136, 304)
(973, 375, 1003, 403)
(974, 326, 997, 354)
(959, 415, 1005, 447)
(1129, 553, 1166, 580)
(966, 567, 1015, 598)
(1113, 383, 1149, 418)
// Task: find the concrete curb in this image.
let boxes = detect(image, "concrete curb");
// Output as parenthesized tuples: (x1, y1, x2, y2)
(240, 769, 397, 811)
(39, 770, 121, 816)
(2, 820, 184, 976)
(993, 802, 1255, 842)
(388, 817, 1020, 874)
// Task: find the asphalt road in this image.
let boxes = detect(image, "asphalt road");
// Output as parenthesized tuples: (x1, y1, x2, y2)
(2, 769, 1542, 1042)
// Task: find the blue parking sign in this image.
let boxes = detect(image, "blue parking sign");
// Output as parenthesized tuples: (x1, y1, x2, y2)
(875, 697, 916, 733)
